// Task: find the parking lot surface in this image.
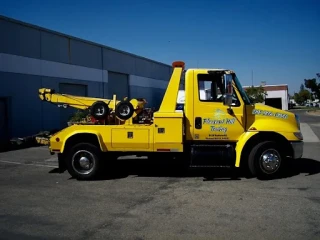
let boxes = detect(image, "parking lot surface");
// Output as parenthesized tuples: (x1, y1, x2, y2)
(0, 110, 319, 240)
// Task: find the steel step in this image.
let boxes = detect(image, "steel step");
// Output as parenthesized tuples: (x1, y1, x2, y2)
(189, 165, 231, 168)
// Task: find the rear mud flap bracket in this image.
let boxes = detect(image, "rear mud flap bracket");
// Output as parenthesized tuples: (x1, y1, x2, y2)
(58, 153, 67, 173)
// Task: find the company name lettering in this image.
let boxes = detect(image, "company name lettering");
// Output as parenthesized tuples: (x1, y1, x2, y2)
(210, 126, 227, 133)
(252, 109, 288, 119)
(203, 118, 235, 125)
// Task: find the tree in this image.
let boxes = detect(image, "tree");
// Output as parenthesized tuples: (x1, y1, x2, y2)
(304, 73, 320, 100)
(294, 89, 311, 104)
(245, 85, 267, 103)
(293, 92, 302, 104)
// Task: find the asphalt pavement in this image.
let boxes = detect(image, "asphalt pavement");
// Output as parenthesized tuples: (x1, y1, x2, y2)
(0, 110, 319, 240)
(293, 109, 320, 142)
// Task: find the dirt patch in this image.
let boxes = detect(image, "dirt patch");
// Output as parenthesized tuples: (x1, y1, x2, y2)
(307, 110, 320, 116)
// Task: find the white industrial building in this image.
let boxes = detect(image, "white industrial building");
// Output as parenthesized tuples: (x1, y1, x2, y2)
(243, 84, 289, 110)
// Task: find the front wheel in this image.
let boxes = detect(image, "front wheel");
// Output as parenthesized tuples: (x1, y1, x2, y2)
(248, 141, 284, 179)
(66, 143, 102, 180)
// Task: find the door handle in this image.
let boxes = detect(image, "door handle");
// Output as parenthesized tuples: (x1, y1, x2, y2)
(195, 117, 202, 129)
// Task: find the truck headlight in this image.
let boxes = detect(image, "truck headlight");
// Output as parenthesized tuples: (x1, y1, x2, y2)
(295, 114, 300, 130)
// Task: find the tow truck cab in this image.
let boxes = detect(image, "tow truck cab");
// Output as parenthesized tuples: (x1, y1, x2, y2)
(179, 66, 303, 166)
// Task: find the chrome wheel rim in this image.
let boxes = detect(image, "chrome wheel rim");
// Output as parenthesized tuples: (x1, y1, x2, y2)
(119, 105, 130, 116)
(72, 150, 95, 175)
(259, 149, 281, 174)
(94, 106, 105, 116)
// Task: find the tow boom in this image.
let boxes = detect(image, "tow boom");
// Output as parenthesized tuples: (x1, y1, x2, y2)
(38, 88, 119, 110)
(38, 88, 148, 121)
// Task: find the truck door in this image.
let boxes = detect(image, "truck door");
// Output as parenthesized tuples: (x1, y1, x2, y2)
(192, 71, 245, 141)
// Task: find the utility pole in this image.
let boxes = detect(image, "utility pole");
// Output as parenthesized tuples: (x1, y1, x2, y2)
(251, 70, 254, 86)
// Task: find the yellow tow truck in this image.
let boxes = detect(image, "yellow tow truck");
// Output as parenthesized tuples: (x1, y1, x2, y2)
(38, 61, 303, 180)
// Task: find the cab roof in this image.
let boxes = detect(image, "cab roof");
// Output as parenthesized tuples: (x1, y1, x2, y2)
(171, 61, 235, 74)
(185, 68, 235, 74)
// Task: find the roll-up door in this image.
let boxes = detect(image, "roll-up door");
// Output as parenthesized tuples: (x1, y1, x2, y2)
(108, 72, 129, 100)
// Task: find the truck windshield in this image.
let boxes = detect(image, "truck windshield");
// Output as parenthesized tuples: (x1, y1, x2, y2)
(234, 75, 252, 105)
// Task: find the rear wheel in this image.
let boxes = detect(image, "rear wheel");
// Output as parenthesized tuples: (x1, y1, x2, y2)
(248, 141, 284, 179)
(66, 142, 102, 180)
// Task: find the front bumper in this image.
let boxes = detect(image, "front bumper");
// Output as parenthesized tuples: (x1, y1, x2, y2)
(291, 141, 303, 159)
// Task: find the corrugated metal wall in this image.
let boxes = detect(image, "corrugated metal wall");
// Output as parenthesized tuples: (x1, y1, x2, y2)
(0, 15, 173, 138)
(0, 98, 8, 141)
(0, 17, 172, 80)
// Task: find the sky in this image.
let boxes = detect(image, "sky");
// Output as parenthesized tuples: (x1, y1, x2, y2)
(1, 0, 320, 94)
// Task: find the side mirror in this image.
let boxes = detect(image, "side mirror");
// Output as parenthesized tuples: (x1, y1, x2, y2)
(223, 74, 233, 106)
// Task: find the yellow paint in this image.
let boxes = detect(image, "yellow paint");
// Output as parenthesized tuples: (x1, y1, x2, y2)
(184, 70, 194, 141)
(245, 104, 299, 133)
(188, 69, 246, 141)
(111, 128, 150, 149)
(50, 127, 107, 153)
(235, 131, 258, 167)
(153, 111, 184, 152)
(157, 66, 183, 112)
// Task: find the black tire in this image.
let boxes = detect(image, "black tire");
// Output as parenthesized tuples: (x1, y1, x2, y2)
(65, 142, 102, 180)
(90, 101, 109, 120)
(248, 141, 284, 179)
(115, 101, 134, 120)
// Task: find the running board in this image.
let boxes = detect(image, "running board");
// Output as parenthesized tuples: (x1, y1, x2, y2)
(189, 165, 231, 168)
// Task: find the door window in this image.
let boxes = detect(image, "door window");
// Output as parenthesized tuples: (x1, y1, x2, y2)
(197, 74, 240, 106)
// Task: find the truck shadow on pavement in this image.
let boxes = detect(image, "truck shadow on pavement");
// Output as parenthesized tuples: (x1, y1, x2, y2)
(53, 157, 320, 181)
(282, 157, 320, 177)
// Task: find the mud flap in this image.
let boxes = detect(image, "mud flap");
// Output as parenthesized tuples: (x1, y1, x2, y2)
(58, 153, 67, 173)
